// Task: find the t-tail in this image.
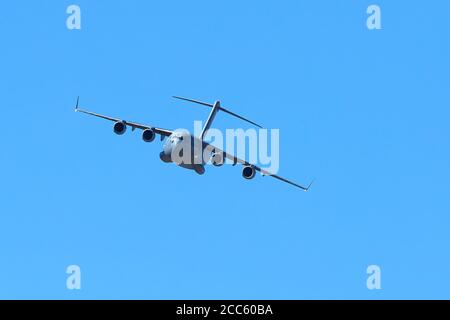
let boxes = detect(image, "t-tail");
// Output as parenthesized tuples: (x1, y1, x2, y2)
(172, 96, 262, 141)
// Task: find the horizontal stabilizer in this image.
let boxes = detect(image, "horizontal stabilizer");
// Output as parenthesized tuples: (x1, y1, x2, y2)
(173, 96, 262, 128)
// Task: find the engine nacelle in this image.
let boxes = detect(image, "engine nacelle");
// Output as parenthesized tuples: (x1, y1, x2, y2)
(211, 152, 224, 167)
(242, 165, 256, 180)
(113, 121, 127, 135)
(142, 128, 156, 142)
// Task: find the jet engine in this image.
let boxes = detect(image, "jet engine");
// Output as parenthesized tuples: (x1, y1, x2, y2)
(142, 128, 156, 142)
(211, 152, 224, 167)
(242, 165, 256, 180)
(113, 121, 127, 135)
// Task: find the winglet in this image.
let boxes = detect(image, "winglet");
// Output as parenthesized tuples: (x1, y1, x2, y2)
(75, 96, 80, 111)
(304, 179, 315, 192)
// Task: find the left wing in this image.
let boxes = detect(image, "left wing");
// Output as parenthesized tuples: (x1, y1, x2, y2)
(205, 143, 314, 191)
(74, 97, 173, 137)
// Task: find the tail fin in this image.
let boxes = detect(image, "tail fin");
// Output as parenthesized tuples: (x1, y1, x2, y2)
(172, 96, 262, 128)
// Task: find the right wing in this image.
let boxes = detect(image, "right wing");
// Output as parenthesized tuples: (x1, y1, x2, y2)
(205, 143, 314, 191)
(75, 98, 173, 138)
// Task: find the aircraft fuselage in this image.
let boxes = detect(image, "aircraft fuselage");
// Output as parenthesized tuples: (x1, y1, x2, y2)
(159, 129, 210, 175)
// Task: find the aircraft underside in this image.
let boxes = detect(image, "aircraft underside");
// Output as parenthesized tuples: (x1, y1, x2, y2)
(159, 151, 205, 175)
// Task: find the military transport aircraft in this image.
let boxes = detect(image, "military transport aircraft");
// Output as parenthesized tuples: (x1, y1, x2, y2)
(75, 96, 313, 191)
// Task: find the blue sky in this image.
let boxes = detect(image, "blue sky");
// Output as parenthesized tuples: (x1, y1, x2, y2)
(1, 0, 449, 299)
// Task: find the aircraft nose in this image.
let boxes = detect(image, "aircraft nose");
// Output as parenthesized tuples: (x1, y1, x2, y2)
(159, 151, 171, 163)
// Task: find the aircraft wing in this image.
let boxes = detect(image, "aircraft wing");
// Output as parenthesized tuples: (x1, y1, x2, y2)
(75, 101, 173, 138)
(205, 143, 314, 191)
